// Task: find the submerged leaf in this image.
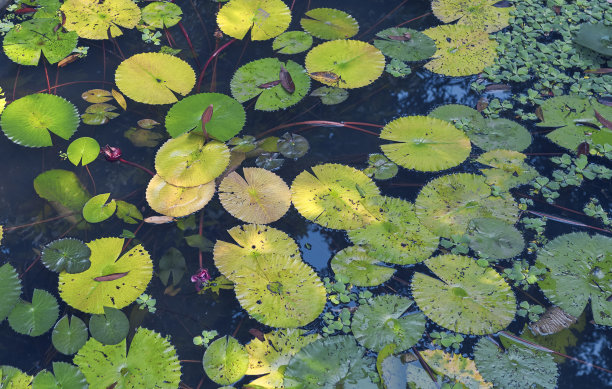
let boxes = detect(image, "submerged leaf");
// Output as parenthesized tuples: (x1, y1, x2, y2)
(272, 30, 313, 54)
(141, 1, 182, 28)
(467, 118, 532, 152)
(373, 27, 436, 62)
(476, 149, 538, 190)
(331, 246, 395, 287)
(466, 217, 524, 260)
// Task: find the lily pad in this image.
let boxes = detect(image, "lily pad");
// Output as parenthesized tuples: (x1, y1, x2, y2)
(348, 196, 439, 265)
(414, 173, 519, 238)
(8, 289, 59, 336)
(423, 25, 496, 77)
(88, 306, 129, 345)
(466, 217, 524, 260)
(233, 254, 326, 328)
(291, 163, 380, 230)
(330, 246, 395, 287)
(67, 137, 100, 166)
(432, 0, 513, 33)
(32, 362, 87, 389)
(82, 89, 112, 103)
(420, 349, 492, 389)
(363, 153, 398, 180)
(115, 200, 143, 224)
(231, 58, 310, 111)
(146, 174, 215, 217)
(165, 92, 246, 140)
(218, 167, 291, 224)
(352, 295, 426, 352)
(213, 224, 301, 282)
(0, 94, 79, 148)
(51, 315, 88, 355)
(41, 238, 91, 274)
(33, 170, 90, 222)
(115, 53, 195, 105)
(474, 338, 558, 389)
(300, 8, 358, 40)
(380, 116, 471, 172)
(429, 104, 486, 128)
(158, 248, 186, 286)
(0, 366, 33, 388)
(142, 1, 182, 28)
(535, 232, 612, 326)
(476, 149, 538, 190)
(82, 193, 116, 223)
(74, 327, 181, 388)
(0, 263, 21, 322)
(61, 0, 141, 40)
(203, 336, 249, 386)
(58, 237, 153, 314)
(574, 22, 612, 57)
(273, 31, 313, 54)
(3, 18, 78, 65)
(373, 27, 437, 62)
(305, 40, 385, 89)
(155, 132, 230, 187)
(310, 86, 349, 105)
(412, 254, 517, 334)
(278, 133, 309, 159)
(217, 0, 291, 41)
(81, 103, 119, 125)
(283, 335, 378, 389)
(467, 118, 532, 152)
(245, 329, 319, 388)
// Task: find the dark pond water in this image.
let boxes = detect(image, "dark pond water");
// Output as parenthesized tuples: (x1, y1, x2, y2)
(0, 0, 611, 388)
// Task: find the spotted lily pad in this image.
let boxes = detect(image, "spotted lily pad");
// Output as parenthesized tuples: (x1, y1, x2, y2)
(61, 0, 141, 40)
(373, 27, 437, 62)
(142, 1, 182, 28)
(412, 254, 517, 335)
(0, 94, 79, 148)
(41, 238, 91, 274)
(466, 217, 524, 260)
(3, 18, 78, 65)
(331, 246, 395, 287)
(0, 366, 33, 388)
(146, 175, 215, 217)
(217, 0, 291, 41)
(8, 289, 59, 336)
(203, 336, 249, 385)
(421, 349, 492, 389)
(273, 31, 313, 54)
(58, 237, 153, 314)
(300, 8, 358, 40)
(432, 0, 513, 33)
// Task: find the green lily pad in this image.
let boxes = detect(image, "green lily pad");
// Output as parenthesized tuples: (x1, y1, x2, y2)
(272, 31, 313, 54)
(67, 137, 100, 166)
(421, 349, 492, 389)
(352, 295, 426, 352)
(41, 238, 91, 274)
(300, 8, 358, 40)
(423, 25, 497, 77)
(203, 336, 249, 386)
(474, 338, 558, 389)
(0, 366, 33, 388)
(0, 263, 21, 322)
(412, 254, 516, 335)
(74, 327, 182, 388)
(283, 335, 378, 389)
(363, 153, 398, 180)
(2, 18, 78, 65)
(373, 28, 437, 62)
(158, 248, 186, 286)
(82, 193, 117, 223)
(115, 200, 143, 224)
(89, 306, 129, 345)
(385, 59, 412, 78)
(58, 237, 153, 314)
(146, 174, 215, 217)
(165, 92, 246, 140)
(51, 315, 88, 355)
(23, 0, 62, 19)
(536, 96, 612, 152)
(305, 40, 385, 89)
(574, 22, 612, 56)
(476, 149, 538, 190)
(536, 232, 612, 326)
(466, 217, 524, 260)
(233, 254, 326, 328)
(81, 89, 113, 103)
(245, 329, 319, 388)
(81, 103, 119, 125)
(217, 0, 291, 41)
(142, 1, 182, 28)
(231, 58, 310, 111)
(33, 169, 90, 222)
(0, 94, 79, 148)
(278, 133, 309, 158)
(61, 0, 141, 40)
(432, 0, 513, 33)
(8, 289, 59, 336)
(381, 356, 438, 389)
(32, 362, 87, 389)
(468, 118, 532, 152)
(348, 196, 439, 265)
(310, 86, 349, 105)
(330, 246, 395, 287)
(115, 53, 195, 105)
(429, 104, 486, 128)
(380, 116, 471, 172)
(414, 173, 519, 238)
(155, 132, 230, 187)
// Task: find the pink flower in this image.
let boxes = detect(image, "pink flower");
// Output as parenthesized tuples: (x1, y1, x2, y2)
(191, 268, 211, 291)
(101, 145, 122, 162)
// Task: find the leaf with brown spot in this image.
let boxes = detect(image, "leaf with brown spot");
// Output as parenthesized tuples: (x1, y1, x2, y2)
(94, 272, 129, 282)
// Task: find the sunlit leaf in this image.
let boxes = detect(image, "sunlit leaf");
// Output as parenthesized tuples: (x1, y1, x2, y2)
(217, 0, 291, 41)
(67, 137, 100, 166)
(61, 0, 141, 40)
(432, 0, 513, 33)
(300, 8, 358, 40)
(203, 336, 249, 385)
(142, 1, 182, 28)
(82, 193, 116, 223)
(146, 174, 215, 217)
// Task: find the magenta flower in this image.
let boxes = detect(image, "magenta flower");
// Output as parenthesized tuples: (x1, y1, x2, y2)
(101, 145, 122, 162)
(191, 268, 211, 291)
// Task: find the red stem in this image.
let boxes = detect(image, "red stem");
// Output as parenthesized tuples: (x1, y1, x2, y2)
(164, 28, 174, 48)
(43, 59, 51, 94)
(12, 65, 21, 101)
(122, 219, 146, 252)
(85, 165, 97, 195)
(35, 80, 114, 94)
(177, 21, 202, 71)
(196, 38, 237, 92)
(256, 120, 380, 139)
(5, 213, 76, 232)
(198, 211, 204, 269)
(358, 0, 410, 39)
(118, 158, 155, 176)
(395, 12, 432, 28)
(343, 121, 384, 128)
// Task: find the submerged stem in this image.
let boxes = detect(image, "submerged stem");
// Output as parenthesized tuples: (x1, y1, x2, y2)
(256, 120, 380, 139)
(196, 38, 237, 92)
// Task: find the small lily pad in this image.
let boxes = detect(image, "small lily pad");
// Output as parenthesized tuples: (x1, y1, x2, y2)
(300, 8, 358, 40)
(82, 193, 116, 223)
(67, 137, 100, 166)
(373, 27, 437, 62)
(467, 118, 532, 152)
(142, 1, 182, 28)
(203, 336, 249, 385)
(88, 306, 129, 345)
(310, 86, 349, 105)
(41, 238, 91, 274)
(273, 31, 313, 54)
(51, 315, 88, 355)
(81, 103, 119, 125)
(32, 362, 87, 389)
(146, 174, 215, 217)
(82, 89, 112, 103)
(363, 153, 398, 180)
(466, 217, 524, 260)
(8, 289, 59, 336)
(331, 246, 395, 287)
(278, 133, 309, 158)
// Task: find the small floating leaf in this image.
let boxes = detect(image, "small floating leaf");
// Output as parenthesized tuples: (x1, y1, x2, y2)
(32, 362, 87, 389)
(466, 217, 524, 260)
(82, 89, 112, 103)
(363, 153, 398, 180)
(115, 200, 143, 224)
(67, 137, 100, 166)
(81, 103, 119, 125)
(203, 336, 249, 385)
(61, 0, 141, 40)
(41, 238, 91, 274)
(278, 132, 309, 158)
(331, 246, 395, 287)
(429, 103, 486, 128)
(88, 306, 129, 345)
(300, 8, 358, 40)
(272, 30, 313, 54)
(8, 289, 59, 336)
(467, 118, 532, 152)
(310, 86, 348, 105)
(146, 174, 215, 218)
(0, 263, 21, 322)
(51, 315, 88, 355)
(373, 27, 437, 62)
(217, 0, 291, 41)
(158, 248, 186, 286)
(141, 1, 182, 28)
(82, 193, 117, 223)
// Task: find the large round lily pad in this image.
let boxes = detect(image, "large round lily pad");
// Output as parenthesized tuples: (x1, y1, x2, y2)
(203, 336, 249, 385)
(347, 196, 439, 265)
(164, 93, 246, 140)
(146, 174, 215, 217)
(58, 238, 153, 314)
(373, 27, 437, 62)
(218, 167, 291, 224)
(115, 53, 195, 105)
(305, 40, 385, 89)
(331, 246, 395, 287)
(291, 163, 380, 230)
(61, 0, 141, 40)
(415, 173, 519, 238)
(3, 18, 78, 65)
(380, 116, 471, 172)
(273, 31, 313, 54)
(352, 295, 426, 352)
(466, 217, 524, 260)
(432, 0, 513, 33)
(0, 94, 79, 148)
(155, 132, 230, 187)
(412, 254, 517, 335)
(217, 0, 291, 41)
(300, 8, 358, 40)
(536, 232, 612, 326)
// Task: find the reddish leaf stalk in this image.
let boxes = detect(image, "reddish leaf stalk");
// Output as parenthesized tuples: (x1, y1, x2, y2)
(177, 21, 202, 71)
(43, 60, 51, 94)
(256, 120, 380, 139)
(118, 158, 155, 176)
(196, 38, 237, 92)
(395, 11, 432, 28)
(358, 0, 411, 39)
